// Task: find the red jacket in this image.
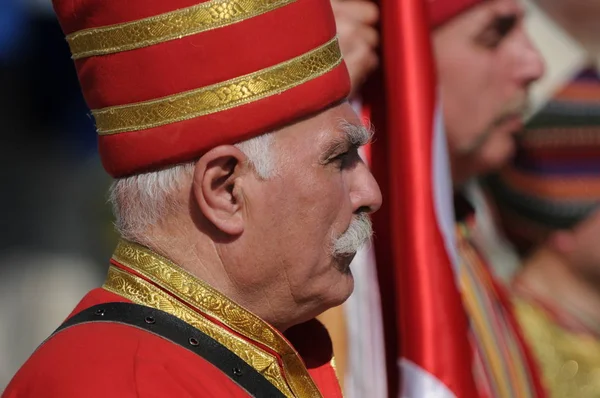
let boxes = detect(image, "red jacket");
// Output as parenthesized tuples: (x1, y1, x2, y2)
(4, 240, 343, 398)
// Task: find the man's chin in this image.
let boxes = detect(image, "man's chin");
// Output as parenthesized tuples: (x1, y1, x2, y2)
(333, 252, 357, 274)
(329, 273, 355, 308)
(481, 135, 516, 171)
(467, 127, 516, 175)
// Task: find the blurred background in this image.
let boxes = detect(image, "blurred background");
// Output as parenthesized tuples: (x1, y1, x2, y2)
(0, 0, 116, 389)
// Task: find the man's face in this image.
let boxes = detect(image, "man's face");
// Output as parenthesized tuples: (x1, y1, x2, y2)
(433, 0, 544, 184)
(241, 103, 381, 325)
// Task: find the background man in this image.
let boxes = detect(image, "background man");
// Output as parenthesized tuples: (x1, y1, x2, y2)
(476, 0, 600, 280)
(3, 0, 381, 396)
(329, 0, 546, 396)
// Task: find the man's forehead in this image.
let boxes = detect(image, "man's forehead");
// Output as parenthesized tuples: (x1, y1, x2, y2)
(275, 102, 366, 148)
(435, 0, 523, 36)
(449, 0, 523, 35)
(309, 103, 363, 137)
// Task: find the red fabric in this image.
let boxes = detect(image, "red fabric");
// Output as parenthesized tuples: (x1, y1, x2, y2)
(3, 286, 342, 397)
(285, 321, 344, 398)
(98, 66, 349, 177)
(3, 289, 248, 398)
(51, 0, 351, 177)
(53, 0, 205, 34)
(70, 0, 340, 108)
(427, 0, 484, 27)
(364, 0, 478, 396)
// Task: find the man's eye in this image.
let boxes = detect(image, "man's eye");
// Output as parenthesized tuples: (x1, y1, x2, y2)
(332, 148, 359, 169)
(331, 152, 349, 167)
(477, 15, 517, 49)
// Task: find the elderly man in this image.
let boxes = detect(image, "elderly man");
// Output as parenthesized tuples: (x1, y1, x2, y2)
(328, 0, 546, 396)
(2, 0, 382, 396)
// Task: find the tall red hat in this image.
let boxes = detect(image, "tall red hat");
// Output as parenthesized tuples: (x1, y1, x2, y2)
(428, 0, 485, 27)
(52, 0, 350, 177)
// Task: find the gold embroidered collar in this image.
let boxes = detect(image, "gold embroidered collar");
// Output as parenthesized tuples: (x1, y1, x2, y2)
(103, 239, 322, 398)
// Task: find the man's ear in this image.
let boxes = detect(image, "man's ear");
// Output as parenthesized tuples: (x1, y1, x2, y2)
(193, 145, 247, 236)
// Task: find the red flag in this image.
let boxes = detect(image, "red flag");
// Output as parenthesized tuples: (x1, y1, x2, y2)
(364, 0, 479, 396)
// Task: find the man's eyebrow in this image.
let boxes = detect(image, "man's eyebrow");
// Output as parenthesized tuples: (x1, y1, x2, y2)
(478, 10, 520, 35)
(319, 120, 374, 163)
(340, 120, 374, 147)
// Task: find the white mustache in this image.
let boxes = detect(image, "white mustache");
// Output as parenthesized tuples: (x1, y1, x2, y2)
(332, 213, 373, 257)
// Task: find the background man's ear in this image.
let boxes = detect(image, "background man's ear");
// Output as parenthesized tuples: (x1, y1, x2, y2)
(193, 146, 247, 235)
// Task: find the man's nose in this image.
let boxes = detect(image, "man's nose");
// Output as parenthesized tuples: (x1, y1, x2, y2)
(515, 32, 545, 88)
(350, 164, 382, 214)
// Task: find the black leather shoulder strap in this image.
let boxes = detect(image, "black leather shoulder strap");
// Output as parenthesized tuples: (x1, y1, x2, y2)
(50, 302, 285, 398)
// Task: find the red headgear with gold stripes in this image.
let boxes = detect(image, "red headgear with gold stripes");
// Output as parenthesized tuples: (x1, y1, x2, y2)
(52, 0, 350, 177)
(428, 0, 484, 27)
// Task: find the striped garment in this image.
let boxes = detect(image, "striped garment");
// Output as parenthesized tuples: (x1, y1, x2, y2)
(487, 66, 600, 251)
(457, 220, 542, 398)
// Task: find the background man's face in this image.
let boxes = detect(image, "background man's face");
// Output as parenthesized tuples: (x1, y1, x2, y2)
(433, 0, 544, 184)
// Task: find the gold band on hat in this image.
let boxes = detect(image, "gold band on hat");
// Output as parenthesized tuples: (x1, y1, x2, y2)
(93, 37, 343, 135)
(67, 0, 296, 59)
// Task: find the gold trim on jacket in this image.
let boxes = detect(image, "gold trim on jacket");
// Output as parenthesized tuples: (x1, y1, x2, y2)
(104, 239, 324, 398)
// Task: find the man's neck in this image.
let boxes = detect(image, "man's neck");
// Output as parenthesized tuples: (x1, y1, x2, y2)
(140, 232, 302, 332)
(141, 231, 242, 304)
(517, 247, 600, 329)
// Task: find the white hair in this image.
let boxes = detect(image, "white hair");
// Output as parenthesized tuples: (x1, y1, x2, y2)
(332, 213, 373, 257)
(109, 133, 275, 242)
